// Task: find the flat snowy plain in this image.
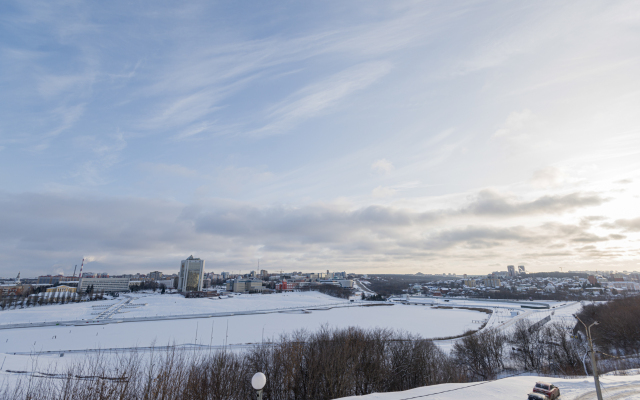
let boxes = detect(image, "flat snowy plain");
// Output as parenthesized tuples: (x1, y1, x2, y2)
(0, 304, 485, 352)
(0, 291, 592, 396)
(0, 292, 489, 374)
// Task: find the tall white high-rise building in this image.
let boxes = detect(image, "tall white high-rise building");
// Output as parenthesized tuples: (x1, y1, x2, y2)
(178, 255, 204, 292)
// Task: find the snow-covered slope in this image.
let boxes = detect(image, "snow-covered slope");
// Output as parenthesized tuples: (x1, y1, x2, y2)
(335, 373, 640, 400)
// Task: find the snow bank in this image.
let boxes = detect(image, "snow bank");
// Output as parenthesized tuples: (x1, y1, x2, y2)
(334, 373, 640, 400)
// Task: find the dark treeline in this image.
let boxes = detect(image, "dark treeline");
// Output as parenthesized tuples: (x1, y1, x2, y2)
(6, 320, 639, 400)
(367, 277, 422, 296)
(130, 281, 168, 293)
(299, 285, 353, 299)
(576, 296, 640, 354)
(468, 288, 609, 302)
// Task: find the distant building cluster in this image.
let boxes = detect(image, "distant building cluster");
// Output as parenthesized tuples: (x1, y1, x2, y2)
(401, 265, 640, 299)
(7, 260, 638, 302)
(1, 257, 356, 300)
(223, 270, 352, 294)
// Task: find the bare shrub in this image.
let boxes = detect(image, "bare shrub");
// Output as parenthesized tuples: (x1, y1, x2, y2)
(2, 327, 466, 400)
(453, 328, 506, 380)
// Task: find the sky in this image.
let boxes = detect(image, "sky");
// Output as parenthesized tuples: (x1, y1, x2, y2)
(1, 0, 640, 277)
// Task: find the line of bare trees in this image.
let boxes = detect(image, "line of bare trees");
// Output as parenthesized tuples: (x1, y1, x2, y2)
(2, 327, 466, 400)
(452, 320, 586, 380)
(0, 290, 104, 311)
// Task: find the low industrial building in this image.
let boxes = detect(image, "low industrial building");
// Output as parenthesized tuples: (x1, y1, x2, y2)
(37, 275, 79, 285)
(78, 277, 131, 293)
(46, 285, 77, 293)
(157, 279, 175, 289)
(603, 281, 640, 291)
(226, 278, 264, 293)
(0, 285, 31, 296)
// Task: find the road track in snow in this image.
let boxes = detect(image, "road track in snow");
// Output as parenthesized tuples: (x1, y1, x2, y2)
(571, 383, 640, 400)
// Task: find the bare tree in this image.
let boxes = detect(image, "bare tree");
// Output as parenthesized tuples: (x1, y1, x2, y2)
(453, 329, 506, 380)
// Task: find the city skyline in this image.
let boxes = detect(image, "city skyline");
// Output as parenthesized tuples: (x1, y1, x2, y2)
(1, 1, 639, 276)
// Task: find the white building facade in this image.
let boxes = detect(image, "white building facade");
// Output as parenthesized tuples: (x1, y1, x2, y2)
(78, 277, 131, 293)
(225, 278, 263, 293)
(178, 255, 204, 292)
(157, 279, 175, 289)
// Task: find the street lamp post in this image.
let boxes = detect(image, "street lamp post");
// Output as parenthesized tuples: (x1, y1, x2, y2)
(252, 372, 266, 400)
(575, 315, 603, 400)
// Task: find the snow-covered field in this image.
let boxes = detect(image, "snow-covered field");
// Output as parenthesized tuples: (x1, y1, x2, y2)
(0, 300, 105, 325)
(0, 292, 492, 376)
(400, 297, 582, 332)
(335, 372, 640, 400)
(0, 291, 590, 393)
(0, 304, 485, 353)
(0, 292, 350, 325)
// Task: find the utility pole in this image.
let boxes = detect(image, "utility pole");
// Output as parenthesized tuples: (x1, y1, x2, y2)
(575, 315, 603, 400)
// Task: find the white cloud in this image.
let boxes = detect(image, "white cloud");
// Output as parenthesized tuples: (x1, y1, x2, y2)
(530, 166, 566, 189)
(256, 61, 392, 136)
(493, 109, 536, 138)
(47, 104, 86, 138)
(371, 158, 394, 175)
(73, 132, 127, 185)
(372, 186, 396, 198)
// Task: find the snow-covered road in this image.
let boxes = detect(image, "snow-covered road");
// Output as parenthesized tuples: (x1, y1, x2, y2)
(334, 373, 640, 400)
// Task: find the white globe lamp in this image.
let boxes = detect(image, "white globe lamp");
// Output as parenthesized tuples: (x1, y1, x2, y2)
(251, 372, 266, 400)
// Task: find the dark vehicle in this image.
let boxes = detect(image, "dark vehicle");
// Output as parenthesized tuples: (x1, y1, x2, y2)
(527, 393, 549, 400)
(533, 382, 560, 400)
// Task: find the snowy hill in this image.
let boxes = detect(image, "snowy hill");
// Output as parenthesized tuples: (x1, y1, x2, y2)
(335, 373, 640, 400)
